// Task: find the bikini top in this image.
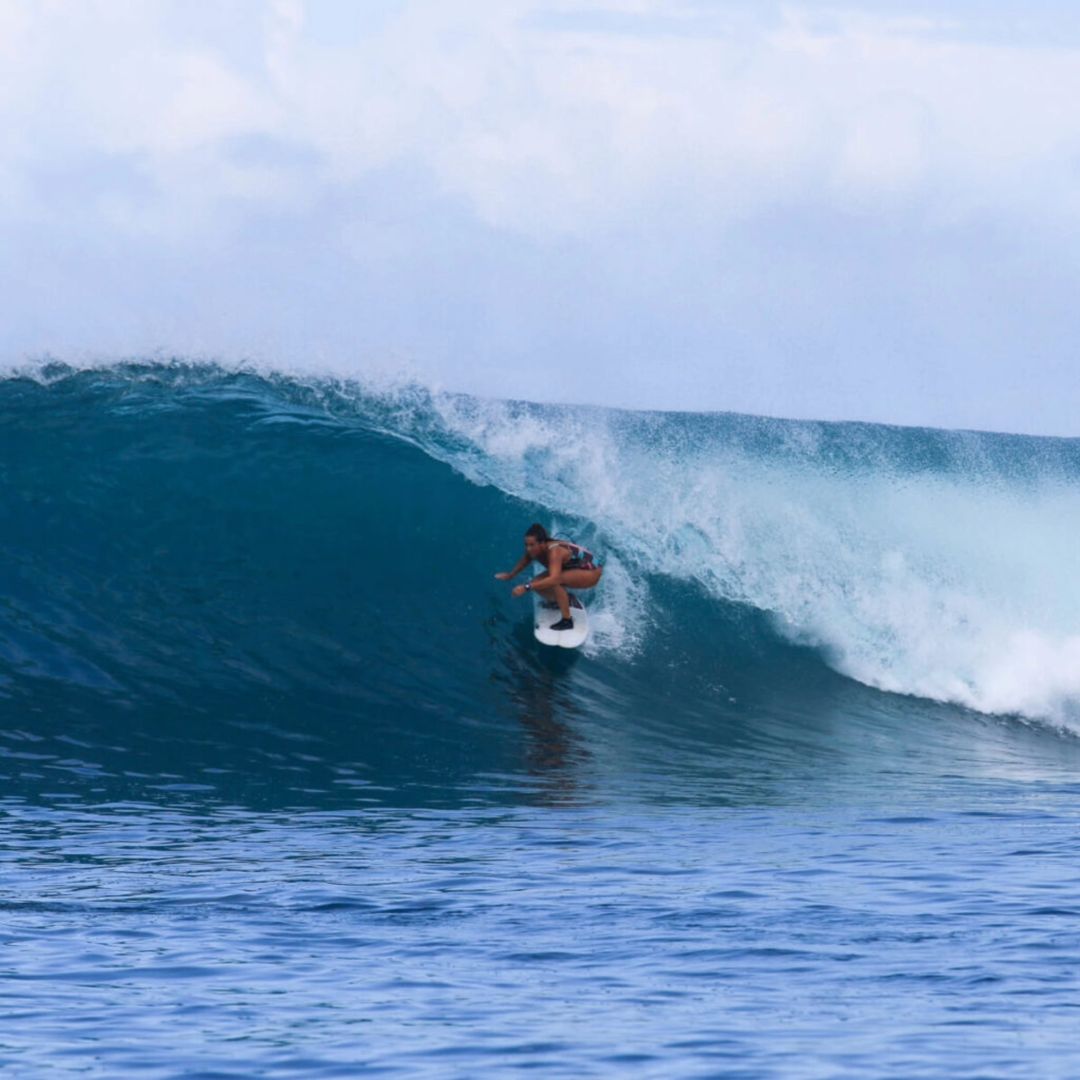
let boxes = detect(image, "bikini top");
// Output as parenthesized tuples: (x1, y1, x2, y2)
(539, 540, 596, 567)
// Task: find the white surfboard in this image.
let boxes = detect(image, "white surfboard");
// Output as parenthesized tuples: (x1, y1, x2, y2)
(533, 588, 589, 648)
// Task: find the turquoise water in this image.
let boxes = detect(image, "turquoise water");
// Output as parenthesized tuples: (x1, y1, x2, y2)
(2, 364, 1080, 1077)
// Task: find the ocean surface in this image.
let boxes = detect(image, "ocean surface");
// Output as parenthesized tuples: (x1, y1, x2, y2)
(3, 362, 1080, 1077)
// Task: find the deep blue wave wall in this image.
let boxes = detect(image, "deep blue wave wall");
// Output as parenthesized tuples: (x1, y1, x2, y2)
(2, 363, 1079, 809)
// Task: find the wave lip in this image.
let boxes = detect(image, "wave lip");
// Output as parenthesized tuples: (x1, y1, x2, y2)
(399, 377, 1080, 729)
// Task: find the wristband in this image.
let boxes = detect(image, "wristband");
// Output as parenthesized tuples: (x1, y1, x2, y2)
(524, 582, 532, 592)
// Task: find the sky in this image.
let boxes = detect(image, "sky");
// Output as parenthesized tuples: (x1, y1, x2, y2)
(2, 0, 1080, 434)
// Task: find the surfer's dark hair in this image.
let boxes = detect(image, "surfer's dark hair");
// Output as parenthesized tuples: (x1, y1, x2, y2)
(525, 523, 549, 543)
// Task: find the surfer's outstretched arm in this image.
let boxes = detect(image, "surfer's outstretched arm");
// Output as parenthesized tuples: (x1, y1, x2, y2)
(495, 554, 531, 581)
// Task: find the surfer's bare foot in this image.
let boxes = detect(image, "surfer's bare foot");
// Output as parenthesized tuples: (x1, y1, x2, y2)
(551, 618, 574, 631)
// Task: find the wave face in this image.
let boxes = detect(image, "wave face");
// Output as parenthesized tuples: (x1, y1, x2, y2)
(3, 360, 1080, 757)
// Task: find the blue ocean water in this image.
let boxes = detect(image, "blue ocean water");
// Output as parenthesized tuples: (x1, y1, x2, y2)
(2, 362, 1080, 1077)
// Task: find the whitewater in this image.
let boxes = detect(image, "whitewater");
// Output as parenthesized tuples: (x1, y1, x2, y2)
(387, 374, 1080, 727)
(3, 360, 1080, 1077)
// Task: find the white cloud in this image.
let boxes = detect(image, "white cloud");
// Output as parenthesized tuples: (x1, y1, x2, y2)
(3, 0, 1080, 236)
(3, 0, 1080, 432)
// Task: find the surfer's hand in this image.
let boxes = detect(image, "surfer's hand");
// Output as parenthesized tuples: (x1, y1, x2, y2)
(494, 572, 512, 581)
(511, 584, 527, 598)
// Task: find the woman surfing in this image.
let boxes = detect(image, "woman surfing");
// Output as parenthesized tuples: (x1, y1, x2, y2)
(495, 523, 603, 631)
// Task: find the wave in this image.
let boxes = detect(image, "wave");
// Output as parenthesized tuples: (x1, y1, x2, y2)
(3, 359, 1080, 739)
(359, 365, 1080, 727)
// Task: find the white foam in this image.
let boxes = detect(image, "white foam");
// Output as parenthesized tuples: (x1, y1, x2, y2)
(417, 392, 1080, 728)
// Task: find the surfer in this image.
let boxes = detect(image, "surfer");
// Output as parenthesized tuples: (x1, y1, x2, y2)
(495, 523, 603, 631)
